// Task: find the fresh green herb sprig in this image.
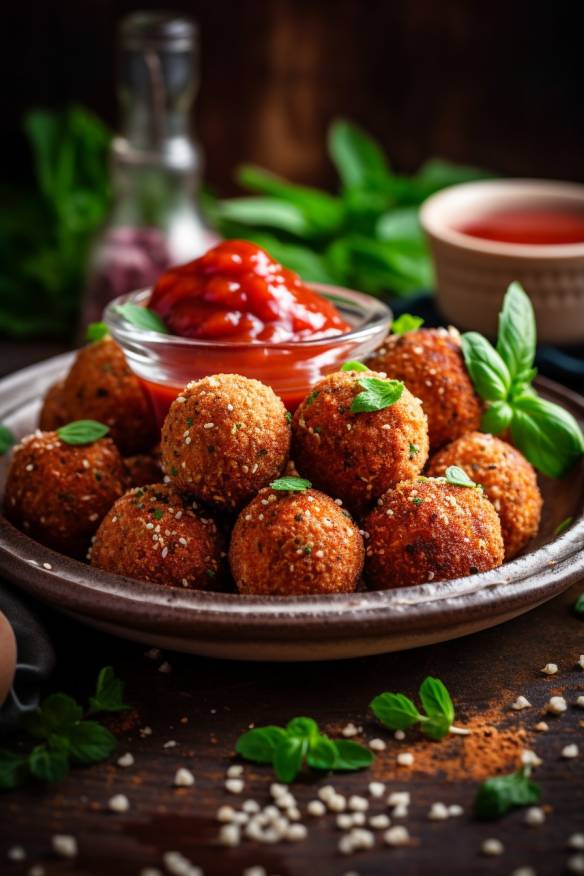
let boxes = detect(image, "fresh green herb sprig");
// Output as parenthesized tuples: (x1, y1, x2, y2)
(114, 303, 168, 334)
(57, 420, 109, 446)
(461, 283, 584, 477)
(0, 667, 128, 790)
(351, 376, 404, 413)
(370, 676, 465, 741)
(270, 476, 311, 492)
(235, 717, 373, 783)
(86, 321, 109, 342)
(474, 766, 540, 819)
(445, 465, 480, 489)
(392, 313, 424, 335)
(0, 425, 15, 455)
(341, 360, 370, 373)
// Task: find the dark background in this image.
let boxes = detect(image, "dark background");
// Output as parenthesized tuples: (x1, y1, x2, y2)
(2, 0, 583, 193)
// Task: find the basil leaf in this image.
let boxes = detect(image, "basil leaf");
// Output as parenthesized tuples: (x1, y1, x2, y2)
(351, 377, 404, 413)
(88, 667, 128, 714)
(510, 394, 584, 478)
(445, 465, 478, 489)
(461, 332, 511, 402)
(286, 717, 318, 740)
(0, 750, 30, 790)
(68, 721, 117, 764)
(114, 303, 168, 334)
(370, 692, 421, 730)
(392, 313, 424, 335)
(28, 746, 70, 783)
(332, 739, 374, 771)
(85, 321, 109, 342)
(306, 735, 338, 771)
(236, 726, 287, 764)
(419, 677, 455, 725)
(328, 120, 392, 192)
(22, 693, 83, 739)
(496, 282, 536, 387)
(376, 208, 426, 252)
(481, 401, 513, 435)
(217, 197, 314, 238)
(341, 360, 370, 372)
(0, 425, 15, 455)
(274, 736, 306, 783)
(554, 517, 573, 537)
(474, 768, 540, 819)
(57, 420, 109, 446)
(270, 476, 311, 492)
(574, 593, 584, 616)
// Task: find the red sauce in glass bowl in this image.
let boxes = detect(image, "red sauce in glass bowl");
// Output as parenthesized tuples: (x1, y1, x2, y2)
(149, 240, 351, 342)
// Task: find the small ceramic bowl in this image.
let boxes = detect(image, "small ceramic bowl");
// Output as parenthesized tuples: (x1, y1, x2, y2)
(105, 284, 391, 423)
(420, 179, 584, 344)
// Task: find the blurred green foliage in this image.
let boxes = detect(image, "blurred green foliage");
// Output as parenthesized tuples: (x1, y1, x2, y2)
(0, 107, 111, 339)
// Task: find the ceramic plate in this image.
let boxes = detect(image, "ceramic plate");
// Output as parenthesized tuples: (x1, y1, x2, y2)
(1, 354, 583, 661)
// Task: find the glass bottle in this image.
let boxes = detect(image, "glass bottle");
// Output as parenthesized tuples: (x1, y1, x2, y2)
(82, 12, 215, 326)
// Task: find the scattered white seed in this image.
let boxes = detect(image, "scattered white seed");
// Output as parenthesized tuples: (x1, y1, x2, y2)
(521, 749, 543, 767)
(541, 663, 558, 675)
(369, 814, 391, 830)
(368, 738, 386, 752)
(117, 752, 134, 767)
(242, 800, 260, 814)
(535, 721, 549, 732)
(318, 784, 336, 801)
(145, 647, 161, 659)
(481, 838, 504, 856)
(569, 835, 584, 850)
(397, 751, 414, 767)
(285, 824, 307, 842)
(243, 868, 266, 876)
(511, 695, 532, 710)
(42, 562, 52, 570)
(562, 743, 579, 759)
(140, 726, 153, 737)
(307, 800, 326, 816)
(328, 793, 347, 813)
(394, 729, 406, 740)
(29, 866, 46, 876)
(384, 825, 410, 847)
(158, 661, 172, 673)
(576, 696, 584, 709)
(174, 767, 195, 787)
(348, 795, 369, 812)
(567, 854, 584, 875)
(216, 805, 236, 822)
(342, 723, 359, 738)
(524, 806, 546, 826)
(163, 740, 177, 749)
(511, 868, 536, 876)
(545, 695, 567, 714)
(387, 791, 411, 808)
(51, 835, 78, 858)
(428, 802, 449, 821)
(368, 781, 386, 798)
(108, 793, 130, 813)
(219, 824, 241, 847)
(578, 655, 584, 670)
(225, 778, 244, 794)
(448, 804, 464, 817)
(7, 846, 26, 862)
(227, 764, 244, 778)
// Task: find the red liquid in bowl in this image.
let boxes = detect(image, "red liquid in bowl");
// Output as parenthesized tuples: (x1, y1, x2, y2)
(457, 207, 584, 245)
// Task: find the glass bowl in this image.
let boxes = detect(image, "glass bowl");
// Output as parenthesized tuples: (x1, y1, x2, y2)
(104, 283, 392, 424)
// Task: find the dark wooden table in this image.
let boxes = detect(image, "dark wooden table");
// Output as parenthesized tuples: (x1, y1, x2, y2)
(1, 344, 583, 876)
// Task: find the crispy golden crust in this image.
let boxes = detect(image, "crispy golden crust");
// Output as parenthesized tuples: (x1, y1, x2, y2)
(364, 477, 504, 589)
(39, 380, 70, 431)
(367, 328, 482, 450)
(3, 432, 126, 558)
(229, 487, 364, 596)
(91, 483, 225, 590)
(161, 374, 291, 512)
(291, 370, 429, 517)
(124, 450, 162, 489)
(63, 338, 157, 455)
(427, 431, 542, 560)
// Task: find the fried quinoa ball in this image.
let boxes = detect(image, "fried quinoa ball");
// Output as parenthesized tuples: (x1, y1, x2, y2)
(427, 432, 542, 560)
(364, 477, 504, 589)
(366, 327, 482, 450)
(90, 484, 225, 590)
(161, 374, 291, 512)
(292, 370, 429, 516)
(229, 487, 364, 596)
(63, 338, 157, 455)
(3, 431, 126, 557)
(39, 380, 70, 431)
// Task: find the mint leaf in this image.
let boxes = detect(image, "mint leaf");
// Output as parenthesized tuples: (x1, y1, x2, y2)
(510, 394, 584, 478)
(306, 735, 337, 770)
(85, 321, 109, 342)
(370, 692, 421, 730)
(332, 740, 373, 771)
(57, 420, 109, 446)
(328, 120, 391, 192)
(235, 727, 287, 764)
(445, 465, 479, 489)
(28, 746, 69, 783)
(114, 303, 168, 334)
(419, 677, 455, 725)
(474, 768, 540, 819)
(341, 360, 370, 372)
(351, 377, 404, 413)
(22, 693, 83, 739)
(0, 425, 15, 456)
(392, 313, 424, 335)
(461, 332, 511, 402)
(270, 476, 311, 492)
(0, 750, 30, 790)
(496, 283, 536, 388)
(89, 667, 128, 714)
(68, 721, 116, 764)
(286, 717, 318, 740)
(274, 736, 306, 783)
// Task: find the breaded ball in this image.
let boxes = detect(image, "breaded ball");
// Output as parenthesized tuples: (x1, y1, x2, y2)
(229, 487, 364, 596)
(3, 431, 126, 557)
(161, 374, 291, 512)
(90, 484, 225, 590)
(367, 327, 482, 450)
(427, 431, 542, 560)
(364, 477, 504, 589)
(39, 380, 70, 431)
(124, 449, 162, 488)
(292, 370, 429, 516)
(63, 338, 157, 455)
